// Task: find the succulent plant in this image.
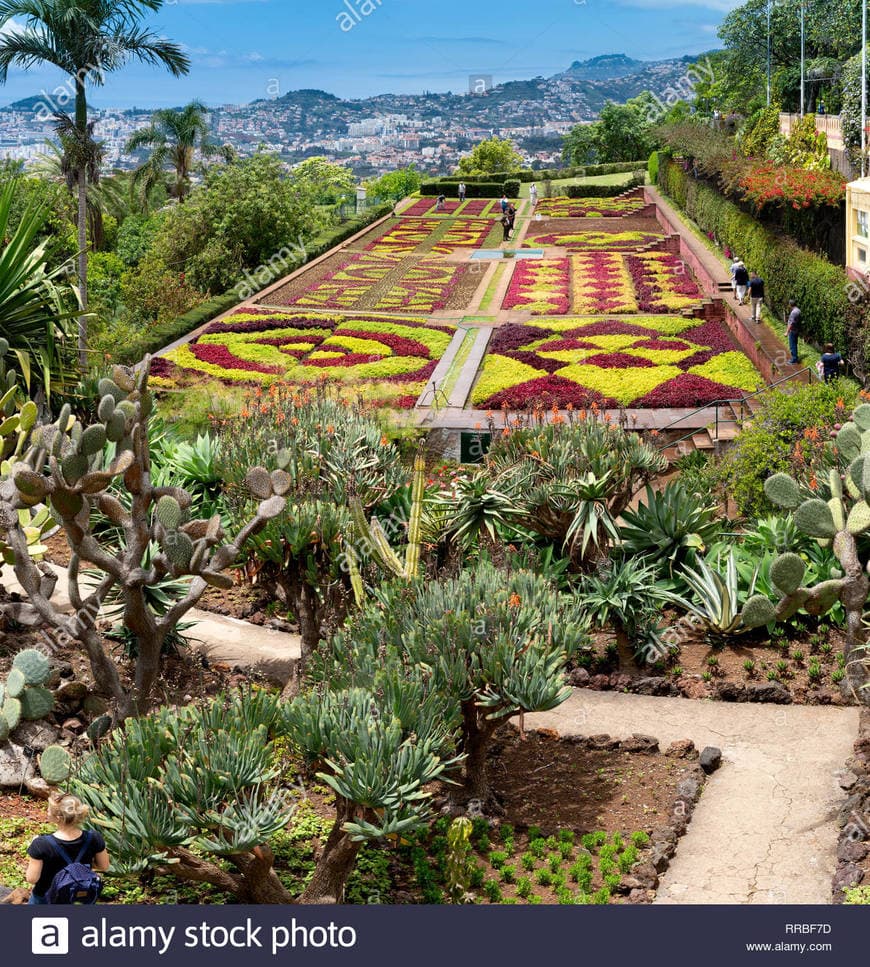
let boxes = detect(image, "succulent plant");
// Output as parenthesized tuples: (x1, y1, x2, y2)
(39, 745, 71, 785)
(12, 648, 50, 685)
(2, 696, 21, 731)
(5, 667, 26, 699)
(19, 685, 54, 721)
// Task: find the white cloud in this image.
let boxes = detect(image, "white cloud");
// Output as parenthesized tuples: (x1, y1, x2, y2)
(0, 17, 25, 38)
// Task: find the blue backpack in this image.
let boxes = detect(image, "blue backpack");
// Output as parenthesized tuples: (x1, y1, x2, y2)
(45, 831, 103, 905)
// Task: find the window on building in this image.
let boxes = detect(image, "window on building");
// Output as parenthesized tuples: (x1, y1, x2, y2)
(858, 246, 867, 264)
(859, 209, 870, 238)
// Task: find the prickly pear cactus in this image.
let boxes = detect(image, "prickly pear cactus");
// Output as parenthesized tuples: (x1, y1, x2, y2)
(39, 745, 71, 785)
(742, 406, 870, 702)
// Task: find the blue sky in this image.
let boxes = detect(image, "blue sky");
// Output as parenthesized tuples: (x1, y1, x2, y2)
(0, 0, 742, 109)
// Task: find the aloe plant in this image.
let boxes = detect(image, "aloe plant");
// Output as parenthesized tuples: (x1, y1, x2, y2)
(671, 549, 755, 640)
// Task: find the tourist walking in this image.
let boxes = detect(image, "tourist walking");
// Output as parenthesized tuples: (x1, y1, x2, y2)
(500, 194, 509, 215)
(26, 794, 109, 904)
(729, 255, 741, 297)
(786, 299, 802, 365)
(458, 182, 467, 202)
(506, 203, 517, 233)
(436, 193, 446, 212)
(820, 343, 845, 382)
(529, 182, 538, 208)
(733, 259, 749, 304)
(748, 272, 765, 322)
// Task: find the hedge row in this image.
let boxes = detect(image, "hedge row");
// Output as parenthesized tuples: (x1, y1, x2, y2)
(115, 204, 392, 366)
(564, 174, 645, 198)
(419, 180, 521, 198)
(658, 159, 862, 351)
(431, 162, 646, 185)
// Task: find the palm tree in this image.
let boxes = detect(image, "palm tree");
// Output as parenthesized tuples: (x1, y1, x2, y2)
(0, 1, 190, 370)
(127, 100, 233, 202)
(0, 178, 76, 397)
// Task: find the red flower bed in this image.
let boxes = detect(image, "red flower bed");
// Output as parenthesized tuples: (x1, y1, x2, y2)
(490, 324, 556, 353)
(503, 350, 564, 375)
(738, 162, 846, 211)
(582, 352, 656, 369)
(632, 338, 692, 352)
(541, 338, 605, 352)
(190, 344, 283, 375)
(479, 376, 618, 410)
(634, 373, 741, 408)
(562, 321, 652, 338)
(334, 329, 432, 358)
(679, 320, 735, 352)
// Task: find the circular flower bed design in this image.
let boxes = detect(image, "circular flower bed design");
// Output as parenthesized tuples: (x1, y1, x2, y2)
(472, 317, 763, 409)
(152, 310, 455, 409)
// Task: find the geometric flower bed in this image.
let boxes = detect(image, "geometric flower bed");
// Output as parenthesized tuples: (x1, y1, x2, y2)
(367, 217, 499, 255)
(402, 198, 497, 217)
(502, 253, 703, 316)
(534, 195, 647, 218)
(471, 316, 762, 409)
(502, 259, 570, 314)
(273, 252, 475, 313)
(523, 229, 664, 250)
(152, 310, 456, 408)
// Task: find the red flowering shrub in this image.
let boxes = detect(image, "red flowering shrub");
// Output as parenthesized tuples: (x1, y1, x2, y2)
(738, 162, 845, 212)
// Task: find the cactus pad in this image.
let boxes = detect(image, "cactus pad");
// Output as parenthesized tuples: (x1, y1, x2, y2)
(97, 394, 116, 422)
(165, 531, 194, 569)
(853, 404, 870, 432)
(836, 423, 862, 461)
(0, 715, 8, 742)
(770, 553, 806, 595)
(6, 667, 26, 698)
(14, 470, 48, 501)
(764, 473, 802, 510)
(804, 580, 844, 616)
(156, 495, 183, 531)
(847, 500, 870, 536)
(39, 745, 71, 785)
(12, 648, 50, 685)
(19, 685, 54, 720)
(105, 409, 127, 443)
(61, 453, 88, 486)
(50, 490, 84, 519)
(245, 467, 273, 500)
(98, 378, 124, 403)
(742, 595, 777, 629)
(270, 470, 292, 497)
(80, 425, 107, 457)
(794, 499, 838, 538)
(86, 714, 112, 745)
(3, 697, 21, 731)
(202, 570, 234, 590)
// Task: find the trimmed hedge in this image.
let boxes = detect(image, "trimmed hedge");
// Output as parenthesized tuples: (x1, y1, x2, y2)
(563, 174, 645, 198)
(659, 159, 862, 352)
(435, 162, 646, 185)
(114, 204, 392, 365)
(419, 180, 521, 198)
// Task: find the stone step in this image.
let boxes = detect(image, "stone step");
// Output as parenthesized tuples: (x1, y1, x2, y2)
(692, 432, 716, 451)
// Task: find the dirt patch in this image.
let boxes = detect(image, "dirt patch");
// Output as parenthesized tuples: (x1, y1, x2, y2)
(570, 617, 855, 706)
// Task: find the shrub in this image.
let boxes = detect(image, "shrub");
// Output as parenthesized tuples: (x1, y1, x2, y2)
(564, 175, 644, 198)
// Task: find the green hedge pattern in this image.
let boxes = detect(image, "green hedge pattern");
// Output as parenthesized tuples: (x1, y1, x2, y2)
(419, 180, 521, 198)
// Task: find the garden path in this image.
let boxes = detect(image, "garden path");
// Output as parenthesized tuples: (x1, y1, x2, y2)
(527, 689, 859, 904)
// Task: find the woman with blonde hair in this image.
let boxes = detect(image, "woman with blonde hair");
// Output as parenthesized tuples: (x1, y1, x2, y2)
(26, 793, 109, 904)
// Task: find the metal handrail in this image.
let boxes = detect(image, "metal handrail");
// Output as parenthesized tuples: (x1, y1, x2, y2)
(658, 366, 814, 453)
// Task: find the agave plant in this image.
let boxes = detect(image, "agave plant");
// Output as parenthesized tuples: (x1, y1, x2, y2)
(430, 468, 527, 550)
(618, 482, 721, 575)
(671, 549, 756, 640)
(0, 178, 75, 396)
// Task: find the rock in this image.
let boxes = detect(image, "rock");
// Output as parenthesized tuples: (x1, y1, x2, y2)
(716, 681, 747, 702)
(650, 826, 677, 847)
(82, 694, 110, 717)
(628, 888, 650, 903)
(839, 771, 860, 792)
(25, 776, 52, 800)
(621, 734, 659, 754)
(665, 739, 696, 759)
(55, 680, 88, 705)
(0, 741, 36, 787)
(0, 887, 30, 905)
(610, 673, 633, 690)
(632, 677, 672, 697)
(700, 747, 722, 774)
(631, 863, 659, 890)
(588, 734, 620, 750)
(589, 674, 611, 691)
(747, 682, 792, 704)
(12, 720, 59, 752)
(677, 677, 710, 700)
(53, 660, 74, 680)
(650, 848, 671, 873)
(677, 777, 701, 802)
(832, 864, 864, 894)
(837, 839, 869, 864)
(568, 667, 590, 687)
(61, 718, 84, 734)
(838, 793, 867, 828)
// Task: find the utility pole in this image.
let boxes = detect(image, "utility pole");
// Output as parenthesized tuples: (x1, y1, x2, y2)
(767, 0, 772, 107)
(863, 0, 868, 176)
(800, 0, 806, 116)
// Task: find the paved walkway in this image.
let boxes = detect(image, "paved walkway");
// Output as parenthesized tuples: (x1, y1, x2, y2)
(528, 689, 859, 904)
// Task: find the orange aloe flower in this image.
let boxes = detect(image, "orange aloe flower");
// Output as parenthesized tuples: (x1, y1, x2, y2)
(509, 593, 521, 608)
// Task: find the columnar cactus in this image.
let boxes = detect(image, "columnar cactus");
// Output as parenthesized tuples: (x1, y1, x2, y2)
(0, 357, 290, 720)
(742, 403, 870, 701)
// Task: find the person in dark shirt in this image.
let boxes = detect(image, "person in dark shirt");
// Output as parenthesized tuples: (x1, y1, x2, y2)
(786, 300, 802, 364)
(820, 343, 845, 383)
(748, 272, 765, 322)
(26, 794, 110, 904)
(734, 261, 750, 304)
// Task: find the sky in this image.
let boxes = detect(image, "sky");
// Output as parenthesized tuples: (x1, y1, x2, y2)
(0, 0, 743, 110)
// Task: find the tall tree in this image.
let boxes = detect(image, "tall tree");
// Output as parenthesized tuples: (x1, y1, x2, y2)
(0, 0, 190, 370)
(127, 100, 232, 202)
